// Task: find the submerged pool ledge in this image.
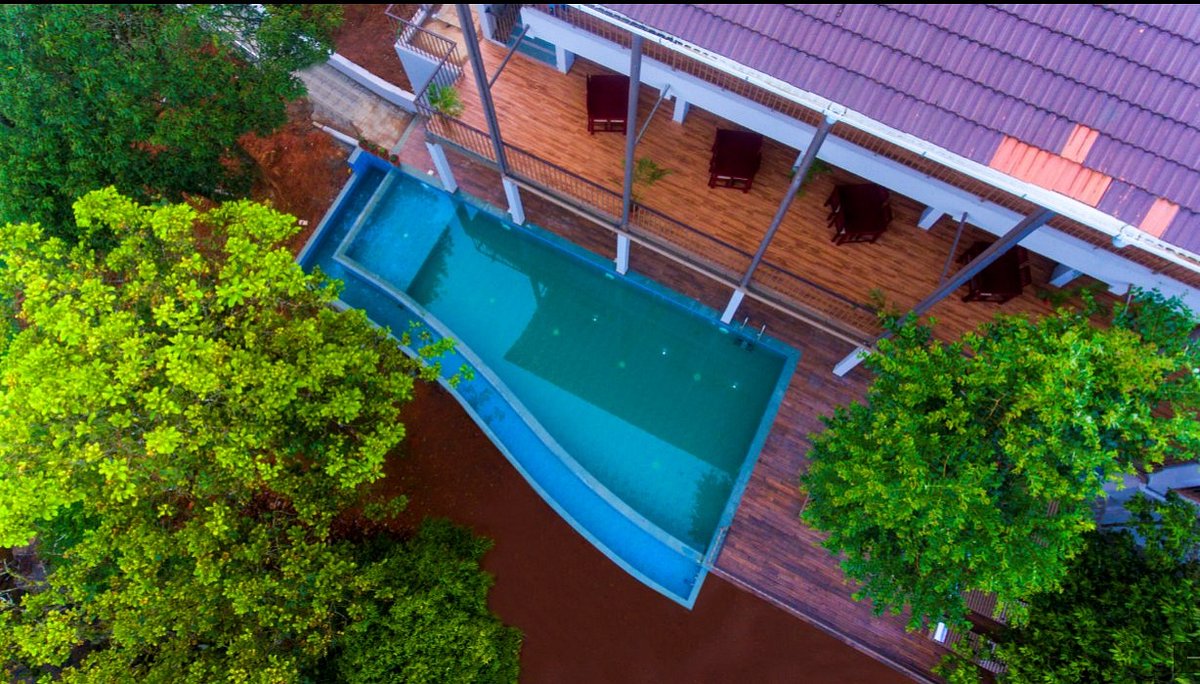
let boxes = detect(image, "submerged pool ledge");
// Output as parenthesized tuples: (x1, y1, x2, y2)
(299, 155, 797, 608)
(337, 252, 709, 605)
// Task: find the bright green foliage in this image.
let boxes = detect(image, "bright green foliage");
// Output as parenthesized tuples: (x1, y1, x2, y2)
(0, 189, 467, 681)
(323, 520, 522, 684)
(0, 4, 342, 232)
(998, 493, 1200, 683)
(801, 293, 1200, 629)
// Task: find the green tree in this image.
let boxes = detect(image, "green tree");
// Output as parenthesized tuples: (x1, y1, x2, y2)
(0, 189, 518, 682)
(996, 492, 1200, 683)
(800, 292, 1200, 629)
(322, 520, 523, 684)
(0, 4, 342, 232)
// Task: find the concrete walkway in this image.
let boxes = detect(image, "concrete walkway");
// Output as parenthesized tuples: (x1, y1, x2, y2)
(297, 63, 412, 150)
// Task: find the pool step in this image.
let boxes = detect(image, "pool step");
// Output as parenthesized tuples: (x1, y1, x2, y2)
(334, 255, 707, 607)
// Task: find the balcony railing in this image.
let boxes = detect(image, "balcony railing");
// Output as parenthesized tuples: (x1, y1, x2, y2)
(385, 4, 464, 109)
(424, 114, 881, 345)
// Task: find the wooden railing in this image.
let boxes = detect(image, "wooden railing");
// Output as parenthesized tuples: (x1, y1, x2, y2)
(425, 114, 879, 345)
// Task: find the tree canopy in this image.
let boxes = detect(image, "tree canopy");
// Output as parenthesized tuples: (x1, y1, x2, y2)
(0, 190, 518, 681)
(997, 492, 1200, 683)
(0, 4, 341, 232)
(800, 292, 1200, 628)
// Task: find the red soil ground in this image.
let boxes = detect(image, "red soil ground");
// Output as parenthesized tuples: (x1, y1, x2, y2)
(380, 383, 908, 684)
(332, 4, 413, 91)
(248, 96, 907, 683)
(241, 100, 350, 254)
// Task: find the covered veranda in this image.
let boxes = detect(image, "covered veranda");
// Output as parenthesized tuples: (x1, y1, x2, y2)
(421, 19, 1115, 360)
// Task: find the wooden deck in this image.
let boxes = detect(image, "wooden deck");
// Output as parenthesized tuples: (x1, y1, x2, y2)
(390, 29, 1121, 683)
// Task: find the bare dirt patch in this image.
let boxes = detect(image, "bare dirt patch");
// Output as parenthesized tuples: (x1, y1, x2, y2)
(332, 4, 413, 91)
(241, 100, 350, 254)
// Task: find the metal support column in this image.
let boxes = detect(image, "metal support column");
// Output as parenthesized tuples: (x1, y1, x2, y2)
(832, 207, 1057, 376)
(458, 4, 508, 173)
(616, 34, 644, 273)
(720, 115, 836, 324)
(458, 3, 527, 222)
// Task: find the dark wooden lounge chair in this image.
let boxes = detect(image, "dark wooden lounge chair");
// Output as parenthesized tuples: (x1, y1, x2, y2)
(586, 74, 630, 134)
(827, 183, 893, 245)
(958, 240, 1032, 303)
(708, 129, 764, 192)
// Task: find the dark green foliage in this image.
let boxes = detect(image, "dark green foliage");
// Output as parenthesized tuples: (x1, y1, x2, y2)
(997, 493, 1200, 683)
(324, 520, 522, 684)
(0, 4, 341, 233)
(801, 291, 1200, 629)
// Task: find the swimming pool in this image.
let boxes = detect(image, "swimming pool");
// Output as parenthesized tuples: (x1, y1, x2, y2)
(301, 152, 797, 605)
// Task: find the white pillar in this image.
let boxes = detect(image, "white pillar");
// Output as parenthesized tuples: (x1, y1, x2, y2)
(555, 45, 575, 74)
(833, 346, 870, 377)
(672, 96, 690, 124)
(917, 207, 945, 230)
(502, 177, 525, 225)
(1048, 263, 1082, 288)
(425, 142, 458, 193)
(476, 5, 498, 42)
(720, 288, 746, 324)
(615, 234, 630, 275)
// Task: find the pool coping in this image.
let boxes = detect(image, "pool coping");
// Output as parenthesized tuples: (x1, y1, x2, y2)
(298, 151, 800, 608)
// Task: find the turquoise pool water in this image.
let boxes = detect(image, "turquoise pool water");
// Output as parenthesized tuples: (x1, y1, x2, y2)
(333, 171, 790, 553)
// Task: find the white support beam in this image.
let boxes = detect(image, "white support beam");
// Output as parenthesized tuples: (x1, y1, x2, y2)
(672, 96, 689, 124)
(615, 233, 630, 274)
(555, 44, 575, 73)
(833, 346, 870, 377)
(1048, 263, 1082, 288)
(715, 288, 744, 324)
(1146, 463, 1200, 498)
(917, 207, 945, 230)
(425, 142, 458, 193)
(720, 288, 746, 324)
(502, 177, 525, 224)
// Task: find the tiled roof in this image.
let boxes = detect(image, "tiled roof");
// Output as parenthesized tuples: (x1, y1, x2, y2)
(601, 4, 1200, 253)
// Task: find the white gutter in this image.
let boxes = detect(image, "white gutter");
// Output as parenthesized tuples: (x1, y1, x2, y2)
(574, 4, 1200, 275)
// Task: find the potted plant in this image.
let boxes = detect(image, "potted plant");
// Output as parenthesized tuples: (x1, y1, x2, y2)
(426, 83, 465, 118)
